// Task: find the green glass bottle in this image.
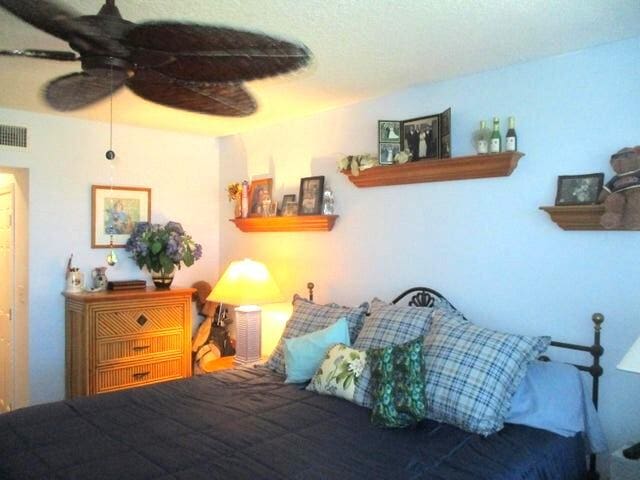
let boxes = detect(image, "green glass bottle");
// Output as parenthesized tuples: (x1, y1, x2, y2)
(489, 117, 501, 153)
(505, 116, 517, 152)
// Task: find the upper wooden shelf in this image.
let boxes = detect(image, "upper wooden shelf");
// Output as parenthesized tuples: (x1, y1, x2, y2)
(539, 205, 614, 231)
(230, 215, 338, 232)
(341, 151, 524, 188)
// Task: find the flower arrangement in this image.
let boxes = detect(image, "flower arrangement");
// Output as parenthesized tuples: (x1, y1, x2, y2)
(125, 221, 202, 276)
(226, 182, 242, 202)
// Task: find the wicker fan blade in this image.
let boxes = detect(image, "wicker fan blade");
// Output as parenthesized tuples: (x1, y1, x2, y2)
(124, 22, 311, 82)
(44, 71, 126, 111)
(0, 0, 80, 41)
(127, 69, 257, 116)
(0, 49, 78, 61)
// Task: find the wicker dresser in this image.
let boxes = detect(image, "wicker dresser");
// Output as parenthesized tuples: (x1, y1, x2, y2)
(63, 287, 194, 398)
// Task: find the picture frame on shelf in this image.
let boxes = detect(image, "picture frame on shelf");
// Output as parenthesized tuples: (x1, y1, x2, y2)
(248, 178, 273, 217)
(298, 176, 325, 215)
(281, 194, 296, 213)
(91, 185, 151, 248)
(379, 142, 401, 165)
(439, 107, 451, 158)
(402, 114, 439, 161)
(555, 173, 604, 206)
(282, 201, 299, 216)
(378, 120, 401, 143)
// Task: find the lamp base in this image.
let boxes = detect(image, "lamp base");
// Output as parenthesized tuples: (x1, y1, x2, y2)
(623, 441, 640, 460)
(233, 305, 262, 365)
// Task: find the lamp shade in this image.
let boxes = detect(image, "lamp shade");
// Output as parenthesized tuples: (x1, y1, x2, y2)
(618, 335, 640, 374)
(208, 258, 282, 306)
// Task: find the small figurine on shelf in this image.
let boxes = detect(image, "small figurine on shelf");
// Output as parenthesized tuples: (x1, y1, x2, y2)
(322, 188, 335, 215)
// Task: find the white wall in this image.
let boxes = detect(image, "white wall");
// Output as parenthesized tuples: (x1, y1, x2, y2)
(0, 108, 220, 404)
(219, 36, 640, 452)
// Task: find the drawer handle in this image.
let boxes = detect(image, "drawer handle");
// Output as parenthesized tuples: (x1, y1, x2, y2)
(132, 345, 151, 351)
(132, 371, 150, 380)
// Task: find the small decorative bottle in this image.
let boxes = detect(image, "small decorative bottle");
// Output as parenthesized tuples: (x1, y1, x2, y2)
(322, 188, 335, 215)
(475, 120, 489, 154)
(489, 117, 502, 153)
(505, 116, 517, 152)
(241, 181, 249, 218)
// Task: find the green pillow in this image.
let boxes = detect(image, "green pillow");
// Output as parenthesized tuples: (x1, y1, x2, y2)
(368, 336, 427, 428)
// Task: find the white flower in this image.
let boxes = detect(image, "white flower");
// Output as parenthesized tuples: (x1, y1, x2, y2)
(347, 357, 366, 377)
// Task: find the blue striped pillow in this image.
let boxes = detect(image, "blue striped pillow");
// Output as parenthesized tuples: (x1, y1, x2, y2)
(423, 309, 550, 436)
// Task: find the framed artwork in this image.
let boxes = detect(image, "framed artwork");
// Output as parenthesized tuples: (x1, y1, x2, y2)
(298, 176, 325, 215)
(401, 114, 440, 161)
(280, 194, 296, 215)
(378, 120, 401, 165)
(555, 173, 604, 206)
(282, 202, 299, 216)
(439, 107, 451, 158)
(379, 142, 401, 165)
(378, 120, 401, 143)
(92, 185, 151, 248)
(248, 178, 273, 217)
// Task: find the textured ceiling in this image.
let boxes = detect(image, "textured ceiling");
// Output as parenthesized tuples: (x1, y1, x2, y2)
(0, 0, 639, 136)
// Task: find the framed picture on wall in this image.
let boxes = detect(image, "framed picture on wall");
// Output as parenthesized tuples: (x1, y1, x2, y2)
(298, 176, 325, 215)
(555, 173, 604, 206)
(401, 114, 440, 161)
(378, 120, 401, 165)
(439, 107, 451, 158)
(248, 178, 273, 217)
(92, 185, 151, 248)
(379, 142, 400, 165)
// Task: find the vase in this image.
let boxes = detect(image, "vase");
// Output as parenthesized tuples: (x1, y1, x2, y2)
(151, 269, 174, 289)
(234, 197, 242, 218)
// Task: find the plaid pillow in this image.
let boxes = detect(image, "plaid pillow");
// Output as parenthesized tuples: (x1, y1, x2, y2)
(423, 309, 550, 436)
(351, 298, 438, 408)
(265, 295, 368, 374)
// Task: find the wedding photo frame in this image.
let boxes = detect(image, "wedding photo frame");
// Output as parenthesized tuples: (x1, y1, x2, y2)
(555, 173, 604, 206)
(91, 185, 151, 248)
(378, 120, 401, 165)
(401, 114, 440, 161)
(248, 178, 273, 217)
(439, 107, 451, 158)
(298, 176, 325, 215)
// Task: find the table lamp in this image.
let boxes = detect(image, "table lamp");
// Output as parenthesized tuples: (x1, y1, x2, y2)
(618, 335, 640, 459)
(207, 259, 282, 365)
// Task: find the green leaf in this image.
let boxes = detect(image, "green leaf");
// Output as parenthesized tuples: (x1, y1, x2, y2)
(151, 241, 162, 255)
(183, 249, 194, 267)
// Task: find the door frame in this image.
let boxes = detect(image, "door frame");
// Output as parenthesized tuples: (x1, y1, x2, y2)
(0, 167, 29, 409)
(0, 183, 15, 411)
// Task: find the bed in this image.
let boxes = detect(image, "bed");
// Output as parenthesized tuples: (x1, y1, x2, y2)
(0, 286, 606, 480)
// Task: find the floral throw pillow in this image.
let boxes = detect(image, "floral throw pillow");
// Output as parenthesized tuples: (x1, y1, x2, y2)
(368, 336, 427, 428)
(307, 344, 367, 402)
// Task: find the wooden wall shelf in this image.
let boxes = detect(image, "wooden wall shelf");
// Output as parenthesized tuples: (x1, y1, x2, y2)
(539, 205, 616, 231)
(341, 151, 524, 188)
(230, 215, 338, 232)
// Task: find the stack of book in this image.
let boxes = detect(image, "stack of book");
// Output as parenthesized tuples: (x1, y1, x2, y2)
(107, 280, 147, 291)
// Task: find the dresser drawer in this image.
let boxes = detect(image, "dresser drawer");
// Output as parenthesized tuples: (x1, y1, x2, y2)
(96, 357, 183, 393)
(96, 332, 183, 366)
(95, 303, 184, 338)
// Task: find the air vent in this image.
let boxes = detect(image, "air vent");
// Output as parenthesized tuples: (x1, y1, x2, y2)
(0, 124, 27, 148)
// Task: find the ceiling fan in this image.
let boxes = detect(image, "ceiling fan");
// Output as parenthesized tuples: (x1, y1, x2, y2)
(0, 0, 311, 116)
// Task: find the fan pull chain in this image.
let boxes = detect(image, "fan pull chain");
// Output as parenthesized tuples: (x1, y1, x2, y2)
(105, 64, 118, 267)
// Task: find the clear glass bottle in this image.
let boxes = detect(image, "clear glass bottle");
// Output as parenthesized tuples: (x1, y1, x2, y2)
(505, 116, 517, 152)
(475, 120, 489, 154)
(489, 117, 502, 153)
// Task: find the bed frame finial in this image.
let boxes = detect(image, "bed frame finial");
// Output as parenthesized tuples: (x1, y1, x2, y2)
(592, 312, 604, 330)
(307, 282, 314, 301)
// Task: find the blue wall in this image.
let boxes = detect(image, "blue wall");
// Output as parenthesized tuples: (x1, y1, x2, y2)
(219, 36, 640, 451)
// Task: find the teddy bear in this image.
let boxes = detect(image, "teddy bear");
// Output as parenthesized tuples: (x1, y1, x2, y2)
(599, 146, 640, 230)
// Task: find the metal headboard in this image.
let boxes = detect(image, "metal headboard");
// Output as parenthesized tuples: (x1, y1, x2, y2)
(389, 286, 604, 480)
(305, 283, 604, 479)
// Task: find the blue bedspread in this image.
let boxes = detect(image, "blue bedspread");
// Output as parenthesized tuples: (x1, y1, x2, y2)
(0, 366, 586, 479)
